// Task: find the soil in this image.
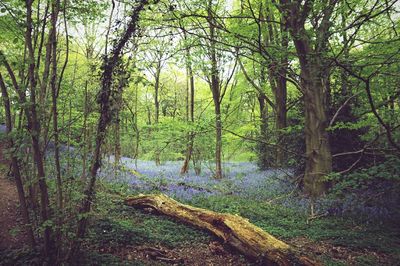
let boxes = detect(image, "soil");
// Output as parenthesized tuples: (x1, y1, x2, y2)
(96, 242, 251, 265)
(0, 174, 28, 250)
(288, 236, 393, 265)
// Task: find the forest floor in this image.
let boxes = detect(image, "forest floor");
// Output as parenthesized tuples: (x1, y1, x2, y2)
(1, 161, 400, 265)
(0, 171, 247, 265)
(90, 159, 400, 265)
(0, 174, 28, 250)
(86, 188, 398, 266)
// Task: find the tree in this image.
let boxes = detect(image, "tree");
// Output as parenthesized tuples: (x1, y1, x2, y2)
(68, 0, 150, 259)
(276, 0, 336, 197)
(180, 29, 196, 174)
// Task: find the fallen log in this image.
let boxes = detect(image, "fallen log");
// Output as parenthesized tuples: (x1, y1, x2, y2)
(125, 194, 321, 266)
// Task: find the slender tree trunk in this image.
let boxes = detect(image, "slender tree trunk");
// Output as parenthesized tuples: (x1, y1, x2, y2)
(25, 0, 53, 255)
(134, 87, 139, 168)
(68, 1, 148, 259)
(114, 112, 121, 163)
(274, 72, 287, 166)
(257, 93, 269, 169)
(180, 32, 195, 175)
(82, 81, 89, 179)
(154, 64, 160, 124)
(208, 2, 222, 179)
(214, 102, 223, 179)
(114, 67, 126, 164)
(0, 73, 35, 248)
(154, 62, 161, 165)
(49, 0, 63, 252)
(238, 59, 274, 169)
(274, 26, 288, 166)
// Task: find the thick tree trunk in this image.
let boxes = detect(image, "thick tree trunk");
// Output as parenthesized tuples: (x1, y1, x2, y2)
(125, 194, 319, 266)
(278, 0, 335, 197)
(302, 70, 332, 197)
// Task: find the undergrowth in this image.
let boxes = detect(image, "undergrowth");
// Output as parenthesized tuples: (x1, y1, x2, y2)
(86, 180, 400, 265)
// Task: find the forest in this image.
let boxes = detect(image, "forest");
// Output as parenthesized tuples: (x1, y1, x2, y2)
(0, 0, 399, 265)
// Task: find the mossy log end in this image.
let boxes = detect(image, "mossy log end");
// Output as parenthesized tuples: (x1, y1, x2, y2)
(124, 194, 321, 266)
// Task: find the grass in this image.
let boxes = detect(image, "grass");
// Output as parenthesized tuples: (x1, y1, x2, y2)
(88, 179, 400, 265)
(188, 194, 400, 254)
(3, 159, 399, 265)
(89, 202, 211, 249)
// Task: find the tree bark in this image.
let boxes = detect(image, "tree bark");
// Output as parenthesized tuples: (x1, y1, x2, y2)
(262, 3, 288, 167)
(68, 0, 149, 260)
(180, 30, 195, 175)
(303, 73, 332, 197)
(49, 0, 63, 250)
(278, 0, 335, 196)
(0, 73, 36, 248)
(258, 92, 270, 169)
(208, 1, 223, 179)
(154, 59, 161, 165)
(274, 26, 288, 166)
(25, 0, 54, 255)
(125, 194, 320, 266)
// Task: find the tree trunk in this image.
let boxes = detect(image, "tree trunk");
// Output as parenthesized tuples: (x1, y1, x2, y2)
(68, 1, 148, 260)
(125, 194, 320, 266)
(274, 28, 288, 166)
(274, 75, 287, 166)
(49, 0, 63, 252)
(82, 80, 89, 179)
(0, 73, 36, 248)
(263, 5, 288, 167)
(214, 103, 223, 179)
(114, 115, 121, 163)
(25, 0, 53, 255)
(278, 0, 335, 197)
(208, 2, 223, 179)
(154, 61, 161, 165)
(302, 67, 332, 197)
(134, 87, 140, 168)
(181, 34, 195, 175)
(154, 64, 160, 124)
(258, 93, 269, 169)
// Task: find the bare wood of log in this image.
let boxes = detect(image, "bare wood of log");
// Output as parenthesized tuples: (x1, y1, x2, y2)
(125, 194, 321, 266)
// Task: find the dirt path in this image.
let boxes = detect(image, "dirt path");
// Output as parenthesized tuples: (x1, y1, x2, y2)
(0, 175, 28, 250)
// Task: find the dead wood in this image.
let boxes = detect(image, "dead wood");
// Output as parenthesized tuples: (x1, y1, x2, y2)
(125, 194, 321, 266)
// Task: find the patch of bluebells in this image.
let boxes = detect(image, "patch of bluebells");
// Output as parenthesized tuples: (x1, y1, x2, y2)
(99, 157, 296, 202)
(98, 156, 399, 222)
